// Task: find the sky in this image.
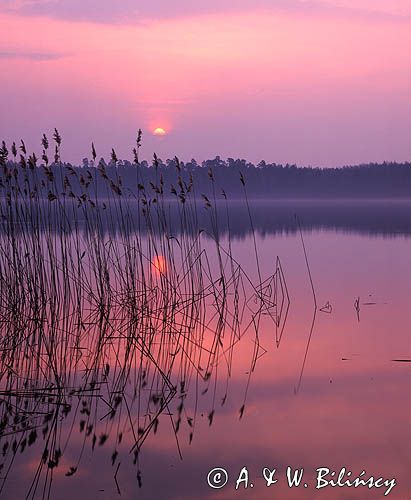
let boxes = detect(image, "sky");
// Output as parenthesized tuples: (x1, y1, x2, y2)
(0, 0, 410, 166)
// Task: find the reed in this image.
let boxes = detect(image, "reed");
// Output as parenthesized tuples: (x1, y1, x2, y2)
(0, 132, 290, 498)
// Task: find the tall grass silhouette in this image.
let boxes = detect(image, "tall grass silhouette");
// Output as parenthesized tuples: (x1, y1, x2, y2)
(0, 132, 290, 498)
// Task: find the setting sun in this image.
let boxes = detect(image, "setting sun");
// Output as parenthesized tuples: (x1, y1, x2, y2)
(153, 127, 166, 136)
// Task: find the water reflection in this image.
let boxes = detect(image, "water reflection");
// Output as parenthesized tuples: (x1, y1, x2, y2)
(1, 201, 411, 499)
(3, 199, 411, 238)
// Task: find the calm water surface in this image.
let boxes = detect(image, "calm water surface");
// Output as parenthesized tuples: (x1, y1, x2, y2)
(1, 201, 411, 500)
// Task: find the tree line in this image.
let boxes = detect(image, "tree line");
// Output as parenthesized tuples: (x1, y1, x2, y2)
(2, 153, 411, 199)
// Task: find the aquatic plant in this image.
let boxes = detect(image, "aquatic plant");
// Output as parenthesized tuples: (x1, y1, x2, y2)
(0, 132, 289, 498)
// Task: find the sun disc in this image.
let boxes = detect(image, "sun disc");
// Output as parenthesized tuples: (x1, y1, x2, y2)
(153, 127, 166, 136)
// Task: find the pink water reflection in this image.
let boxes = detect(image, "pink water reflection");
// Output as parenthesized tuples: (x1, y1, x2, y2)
(2, 227, 409, 499)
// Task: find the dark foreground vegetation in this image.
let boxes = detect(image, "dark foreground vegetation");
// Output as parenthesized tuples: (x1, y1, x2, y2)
(0, 131, 290, 498)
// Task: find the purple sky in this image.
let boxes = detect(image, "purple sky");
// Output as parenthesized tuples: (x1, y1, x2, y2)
(1, 0, 410, 166)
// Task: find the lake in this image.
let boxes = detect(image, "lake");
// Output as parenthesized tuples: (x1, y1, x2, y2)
(0, 200, 410, 499)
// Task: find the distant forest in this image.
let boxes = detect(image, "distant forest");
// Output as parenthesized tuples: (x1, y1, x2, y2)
(2, 156, 411, 199)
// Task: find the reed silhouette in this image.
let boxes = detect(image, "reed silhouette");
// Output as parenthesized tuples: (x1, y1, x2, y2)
(0, 132, 290, 498)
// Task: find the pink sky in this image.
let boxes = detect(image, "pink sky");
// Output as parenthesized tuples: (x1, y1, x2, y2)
(1, 0, 410, 166)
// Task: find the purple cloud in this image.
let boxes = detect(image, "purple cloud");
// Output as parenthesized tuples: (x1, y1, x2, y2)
(0, 50, 67, 61)
(1, 0, 410, 24)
